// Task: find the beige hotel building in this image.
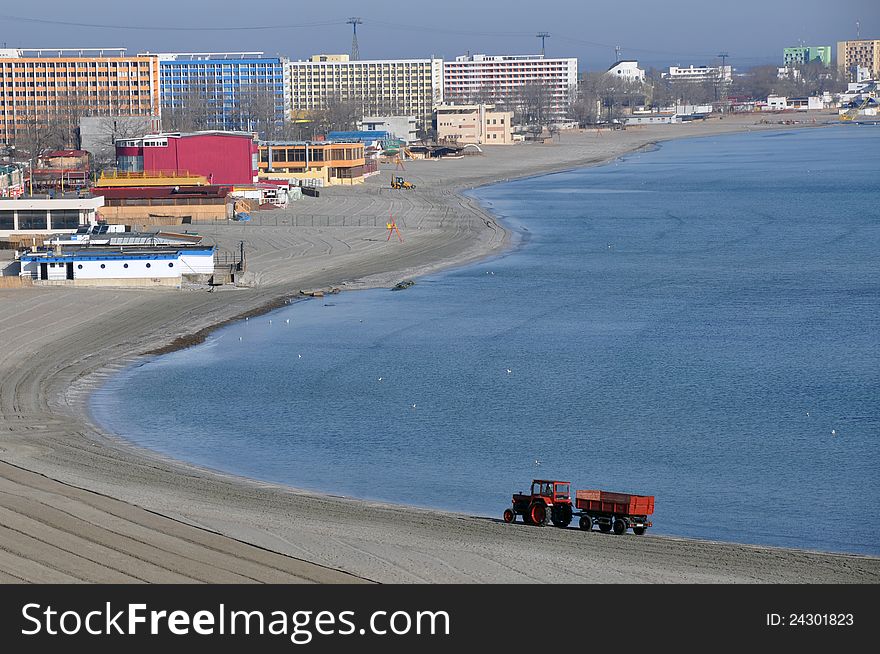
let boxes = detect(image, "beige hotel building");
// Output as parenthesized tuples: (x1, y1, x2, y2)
(287, 54, 443, 132)
(836, 39, 880, 81)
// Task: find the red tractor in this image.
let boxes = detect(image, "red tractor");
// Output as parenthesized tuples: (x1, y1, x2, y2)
(503, 479, 573, 528)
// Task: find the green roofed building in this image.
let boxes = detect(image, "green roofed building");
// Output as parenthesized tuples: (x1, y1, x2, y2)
(783, 46, 832, 68)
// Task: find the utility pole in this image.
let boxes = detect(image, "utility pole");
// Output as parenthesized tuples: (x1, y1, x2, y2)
(347, 17, 363, 61)
(536, 32, 550, 57)
(717, 52, 729, 107)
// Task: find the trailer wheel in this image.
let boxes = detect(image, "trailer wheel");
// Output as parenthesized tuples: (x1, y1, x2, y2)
(598, 523, 612, 533)
(503, 508, 515, 523)
(613, 519, 627, 535)
(579, 516, 592, 531)
(632, 526, 646, 535)
(529, 503, 547, 526)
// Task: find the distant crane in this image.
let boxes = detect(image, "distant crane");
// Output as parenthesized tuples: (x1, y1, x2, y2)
(348, 17, 363, 61)
(536, 32, 550, 57)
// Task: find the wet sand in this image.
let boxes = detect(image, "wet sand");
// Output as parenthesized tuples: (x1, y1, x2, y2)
(1, 113, 877, 583)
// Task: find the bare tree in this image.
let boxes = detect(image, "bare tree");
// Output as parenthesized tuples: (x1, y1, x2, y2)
(162, 88, 216, 132)
(513, 81, 554, 130)
(235, 84, 283, 139)
(311, 92, 363, 135)
(731, 62, 846, 101)
(81, 116, 152, 171)
(575, 72, 646, 124)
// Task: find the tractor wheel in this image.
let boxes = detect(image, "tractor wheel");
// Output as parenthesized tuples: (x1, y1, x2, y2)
(551, 504, 573, 528)
(503, 508, 515, 524)
(632, 526, 646, 536)
(613, 519, 627, 535)
(598, 523, 612, 533)
(529, 503, 547, 526)
(579, 516, 592, 531)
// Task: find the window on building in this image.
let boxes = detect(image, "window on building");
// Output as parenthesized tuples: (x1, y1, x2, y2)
(0, 211, 14, 230)
(50, 210, 80, 230)
(17, 210, 48, 230)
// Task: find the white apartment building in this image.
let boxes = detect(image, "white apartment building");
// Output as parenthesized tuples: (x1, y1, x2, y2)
(663, 65, 733, 83)
(442, 54, 577, 123)
(605, 60, 645, 84)
(287, 55, 443, 131)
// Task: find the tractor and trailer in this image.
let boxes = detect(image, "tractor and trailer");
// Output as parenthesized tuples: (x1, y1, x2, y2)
(503, 479, 654, 536)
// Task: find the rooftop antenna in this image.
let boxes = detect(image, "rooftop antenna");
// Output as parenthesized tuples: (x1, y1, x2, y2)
(856, 19, 860, 39)
(615, 45, 622, 62)
(536, 32, 550, 57)
(347, 17, 363, 61)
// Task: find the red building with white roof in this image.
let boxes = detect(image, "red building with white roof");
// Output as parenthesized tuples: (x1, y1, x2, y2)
(115, 131, 258, 185)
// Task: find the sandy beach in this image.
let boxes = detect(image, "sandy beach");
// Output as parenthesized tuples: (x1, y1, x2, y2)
(1, 113, 877, 583)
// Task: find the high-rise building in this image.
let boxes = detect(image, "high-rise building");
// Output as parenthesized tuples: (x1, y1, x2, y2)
(783, 46, 832, 68)
(441, 54, 578, 123)
(0, 48, 160, 148)
(145, 52, 288, 134)
(836, 39, 880, 81)
(287, 55, 443, 132)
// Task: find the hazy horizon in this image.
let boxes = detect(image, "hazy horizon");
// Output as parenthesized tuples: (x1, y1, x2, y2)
(0, 1, 877, 70)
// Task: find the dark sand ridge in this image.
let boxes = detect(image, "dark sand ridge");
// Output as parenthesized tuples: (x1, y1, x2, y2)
(1, 114, 877, 583)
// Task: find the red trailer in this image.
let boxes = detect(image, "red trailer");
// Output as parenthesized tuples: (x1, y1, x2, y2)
(574, 489, 654, 535)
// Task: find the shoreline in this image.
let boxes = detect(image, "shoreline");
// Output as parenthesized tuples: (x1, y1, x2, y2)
(3, 113, 878, 583)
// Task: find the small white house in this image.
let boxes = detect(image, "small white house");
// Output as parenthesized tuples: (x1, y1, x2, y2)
(764, 95, 788, 111)
(19, 246, 215, 287)
(625, 114, 681, 125)
(605, 60, 645, 84)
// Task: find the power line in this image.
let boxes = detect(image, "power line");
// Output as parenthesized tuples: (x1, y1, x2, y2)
(0, 13, 777, 64)
(0, 13, 345, 31)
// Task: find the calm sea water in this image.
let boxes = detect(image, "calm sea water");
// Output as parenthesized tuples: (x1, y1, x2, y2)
(92, 126, 879, 555)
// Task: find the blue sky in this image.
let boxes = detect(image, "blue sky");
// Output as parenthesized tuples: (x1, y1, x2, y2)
(0, 0, 877, 70)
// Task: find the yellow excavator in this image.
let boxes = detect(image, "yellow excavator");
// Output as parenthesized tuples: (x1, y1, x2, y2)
(391, 175, 416, 189)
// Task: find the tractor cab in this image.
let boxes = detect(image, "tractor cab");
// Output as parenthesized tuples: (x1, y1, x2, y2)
(505, 479, 573, 527)
(531, 480, 571, 505)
